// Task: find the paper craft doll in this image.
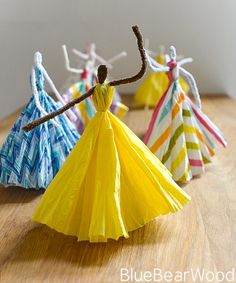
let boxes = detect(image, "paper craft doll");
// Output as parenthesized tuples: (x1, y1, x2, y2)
(23, 27, 190, 242)
(0, 52, 79, 189)
(144, 46, 227, 182)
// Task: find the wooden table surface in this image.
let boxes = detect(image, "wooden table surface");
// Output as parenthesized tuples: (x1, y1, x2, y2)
(0, 96, 235, 283)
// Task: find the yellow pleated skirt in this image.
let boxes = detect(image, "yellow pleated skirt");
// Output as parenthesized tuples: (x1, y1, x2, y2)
(32, 111, 190, 242)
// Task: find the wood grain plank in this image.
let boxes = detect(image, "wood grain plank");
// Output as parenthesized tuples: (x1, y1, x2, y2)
(0, 96, 235, 283)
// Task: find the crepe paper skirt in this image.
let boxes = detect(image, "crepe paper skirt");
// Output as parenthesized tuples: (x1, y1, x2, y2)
(32, 110, 190, 242)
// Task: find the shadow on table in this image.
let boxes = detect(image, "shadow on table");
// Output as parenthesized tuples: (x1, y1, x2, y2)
(0, 185, 43, 205)
(4, 217, 171, 267)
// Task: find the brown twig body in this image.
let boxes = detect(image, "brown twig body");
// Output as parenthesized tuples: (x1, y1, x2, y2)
(23, 25, 146, 132)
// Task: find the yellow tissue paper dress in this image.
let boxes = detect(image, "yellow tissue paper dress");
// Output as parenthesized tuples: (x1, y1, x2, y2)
(32, 83, 191, 242)
(135, 53, 189, 107)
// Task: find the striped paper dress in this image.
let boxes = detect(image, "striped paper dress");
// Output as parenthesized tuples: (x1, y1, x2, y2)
(0, 66, 79, 189)
(144, 60, 227, 182)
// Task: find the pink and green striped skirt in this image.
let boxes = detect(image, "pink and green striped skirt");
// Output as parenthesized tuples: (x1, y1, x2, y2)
(144, 82, 227, 182)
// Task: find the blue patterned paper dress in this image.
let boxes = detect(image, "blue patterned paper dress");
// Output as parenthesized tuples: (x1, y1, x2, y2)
(0, 66, 79, 189)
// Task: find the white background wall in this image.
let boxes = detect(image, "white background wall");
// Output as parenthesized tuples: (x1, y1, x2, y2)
(0, 0, 235, 119)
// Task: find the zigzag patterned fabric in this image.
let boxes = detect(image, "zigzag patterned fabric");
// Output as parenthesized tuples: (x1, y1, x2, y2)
(144, 62, 227, 182)
(0, 67, 79, 189)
